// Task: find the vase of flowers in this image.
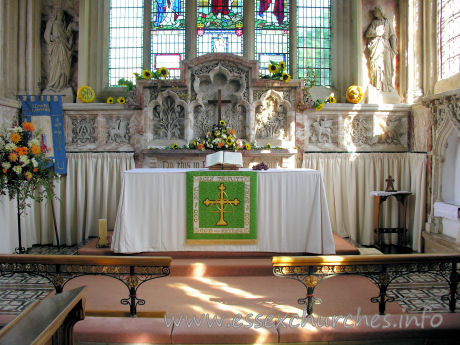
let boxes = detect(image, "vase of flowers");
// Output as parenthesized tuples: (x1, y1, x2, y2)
(0, 120, 58, 253)
(197, 120, 241, 151)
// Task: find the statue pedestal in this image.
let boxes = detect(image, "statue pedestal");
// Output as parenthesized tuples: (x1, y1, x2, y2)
(43, 87, 74, 103)
(366, 85, 401, 104)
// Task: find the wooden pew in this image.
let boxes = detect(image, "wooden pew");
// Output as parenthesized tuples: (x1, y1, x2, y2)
(0, 286, 87, 345)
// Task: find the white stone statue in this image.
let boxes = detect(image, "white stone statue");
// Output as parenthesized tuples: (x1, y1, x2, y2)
(365, 7, 397, 92)
(44, 7, 73, 92)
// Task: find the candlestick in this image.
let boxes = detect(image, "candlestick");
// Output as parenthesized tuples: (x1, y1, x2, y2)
(98, 218, 107, 247)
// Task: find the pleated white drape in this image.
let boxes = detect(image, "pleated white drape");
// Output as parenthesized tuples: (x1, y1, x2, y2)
(303, 153, 426, 252)
(0, 153, 135, 253)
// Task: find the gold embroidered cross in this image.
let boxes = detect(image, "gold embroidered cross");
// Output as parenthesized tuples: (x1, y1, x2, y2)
(203, 183, 240, 226)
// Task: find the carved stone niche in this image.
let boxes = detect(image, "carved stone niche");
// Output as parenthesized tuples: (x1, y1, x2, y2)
(252, 90, 294, 147)
(190, 64, 250, 140)
(146, 90, 189, 147)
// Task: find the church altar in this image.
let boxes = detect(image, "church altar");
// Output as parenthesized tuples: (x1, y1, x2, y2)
(111, 168, 335, 254)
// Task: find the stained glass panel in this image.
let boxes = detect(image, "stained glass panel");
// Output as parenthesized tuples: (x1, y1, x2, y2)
(151, 0, 185, 79)
(297, 0, 331, 85)
(108, 0, 144, 87)
(197, 0, 244, 55)
(255, 0, 289, 75)
(438, 0, 460, 80)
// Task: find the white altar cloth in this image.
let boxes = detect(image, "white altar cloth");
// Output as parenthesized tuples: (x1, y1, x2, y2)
(111, 168, 335, 254)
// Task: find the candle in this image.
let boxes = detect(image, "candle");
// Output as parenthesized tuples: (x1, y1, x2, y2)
(98, 218, 107, 246)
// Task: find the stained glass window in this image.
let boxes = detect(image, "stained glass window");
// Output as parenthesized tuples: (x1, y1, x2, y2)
(438, 0, 460, 80)
(255, 0, 290, 76)
(108, 0, 144, 87)
(297, 0, 331, 85)
(151, 0, 186, 79)
(197, 0, 244, 56)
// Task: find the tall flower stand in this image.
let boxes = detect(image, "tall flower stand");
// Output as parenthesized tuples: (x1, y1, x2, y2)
(15, 191, 26, 254)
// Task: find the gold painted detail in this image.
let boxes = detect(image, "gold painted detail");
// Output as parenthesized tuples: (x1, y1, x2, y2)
(52, 274, 64, 288)
(126, 276, 139, 289)
(203, 183, 240, 226)
(304, 276, 318, 288)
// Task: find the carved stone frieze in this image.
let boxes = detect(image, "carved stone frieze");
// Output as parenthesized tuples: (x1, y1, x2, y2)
(106, 118, 130, 144)
(71, 118, 96, 144)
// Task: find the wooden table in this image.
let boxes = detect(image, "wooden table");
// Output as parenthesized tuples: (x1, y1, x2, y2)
(371, 191, 412, 247)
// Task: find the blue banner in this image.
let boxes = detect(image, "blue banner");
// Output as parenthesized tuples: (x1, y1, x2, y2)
(19, 95, 67, 175)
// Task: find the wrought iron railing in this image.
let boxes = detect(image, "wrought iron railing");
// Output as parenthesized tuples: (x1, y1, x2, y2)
(0, 254, 171, 316)
(273, 254, 459, 315)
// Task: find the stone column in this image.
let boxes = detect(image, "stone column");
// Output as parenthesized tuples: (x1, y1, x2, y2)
(422, 0, 437, 96)
(243, 0, 255, 60)
(185, 1, 197, 60)
(78, 0, 107, 101)
(400, 0, 424, 103)
(289, 0, 297, 78)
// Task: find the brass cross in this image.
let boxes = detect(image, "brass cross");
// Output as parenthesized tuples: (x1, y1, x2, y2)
(385, 176, 396, 192)
(208, 89, 232, 122)
(203, 183, 240, 226)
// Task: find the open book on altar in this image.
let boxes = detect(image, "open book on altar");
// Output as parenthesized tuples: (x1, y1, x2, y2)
(205, 151, 243, 170)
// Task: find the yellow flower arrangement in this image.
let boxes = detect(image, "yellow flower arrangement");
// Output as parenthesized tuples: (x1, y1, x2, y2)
(346, 85, 363, 104)
(77, 85, 96, 103)
(268, 63, 279, 74)
(282, 73, 291, 83)
(141, 69, 153, 80)
(315, 102, 324, 111)
(262, 61, 291, 83)
(158, 67, 169, 78)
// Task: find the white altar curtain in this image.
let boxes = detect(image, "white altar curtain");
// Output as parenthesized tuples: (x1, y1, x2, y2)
(0, 153, 135, 253)
(303, 153, 426, 252)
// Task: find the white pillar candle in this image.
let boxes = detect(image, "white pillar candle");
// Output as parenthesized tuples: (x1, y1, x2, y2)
(98, 219, 107, 246)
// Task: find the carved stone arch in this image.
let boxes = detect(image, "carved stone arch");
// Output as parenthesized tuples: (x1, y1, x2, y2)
(191, 64, 248, 139)
(424, 90, 460, 233)
(147, 90, 189, 146)
(251, 89, 295, 146)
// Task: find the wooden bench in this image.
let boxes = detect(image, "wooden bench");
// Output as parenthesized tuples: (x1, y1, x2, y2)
(0, 255, 172, 316)
(0, 286, 86, 345)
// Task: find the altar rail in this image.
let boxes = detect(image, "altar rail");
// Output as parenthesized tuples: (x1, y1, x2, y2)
(273, 254, 459, 315)
(0, 255, 171, 317)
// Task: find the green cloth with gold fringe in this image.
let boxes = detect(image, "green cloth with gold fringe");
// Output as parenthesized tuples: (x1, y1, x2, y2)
(186, 171, 257, 244)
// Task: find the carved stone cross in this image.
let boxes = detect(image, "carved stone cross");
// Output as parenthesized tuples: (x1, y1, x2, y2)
(208, 89, 232, 122)
(203, 183, 240, 226)
(385, 176, 396, 192)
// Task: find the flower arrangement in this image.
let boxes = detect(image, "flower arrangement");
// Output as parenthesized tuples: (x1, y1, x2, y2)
(112, 67, 170, 104)
(313, 95, 337, 111)
(260, 61, 291, 83)
(0, 121, 58, 213)
(346, 85, 363, 104)
(77, 86, 95, 103)
(193, 120, 241, 151)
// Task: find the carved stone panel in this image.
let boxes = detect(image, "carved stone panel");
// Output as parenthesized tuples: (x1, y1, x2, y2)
(147, 90, 188, 146)
(106, 118, 130, 144)
(254, 90, 290, 145)
(71, 118, 96, 144)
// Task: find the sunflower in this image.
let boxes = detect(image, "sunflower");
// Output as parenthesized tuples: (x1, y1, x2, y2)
(117, 97, 126, 105)
(346, 85, 363, 104)
(219, 120, 226, 126)
(106, 97, 114, 104)
(265, 143, 271, 149)
(268, 63, 278, 74)
(278, 61, 286, 71)
(158, 67, 169, 78)
(226, 137, 233, 145)
(171, 142, 178, 149)
(141, 69, 153, 80)
(245, 142, 251, 150)
(326, 96, 336, 104)
(315, 102, 324, 111)
(281, 73, 291, 83)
